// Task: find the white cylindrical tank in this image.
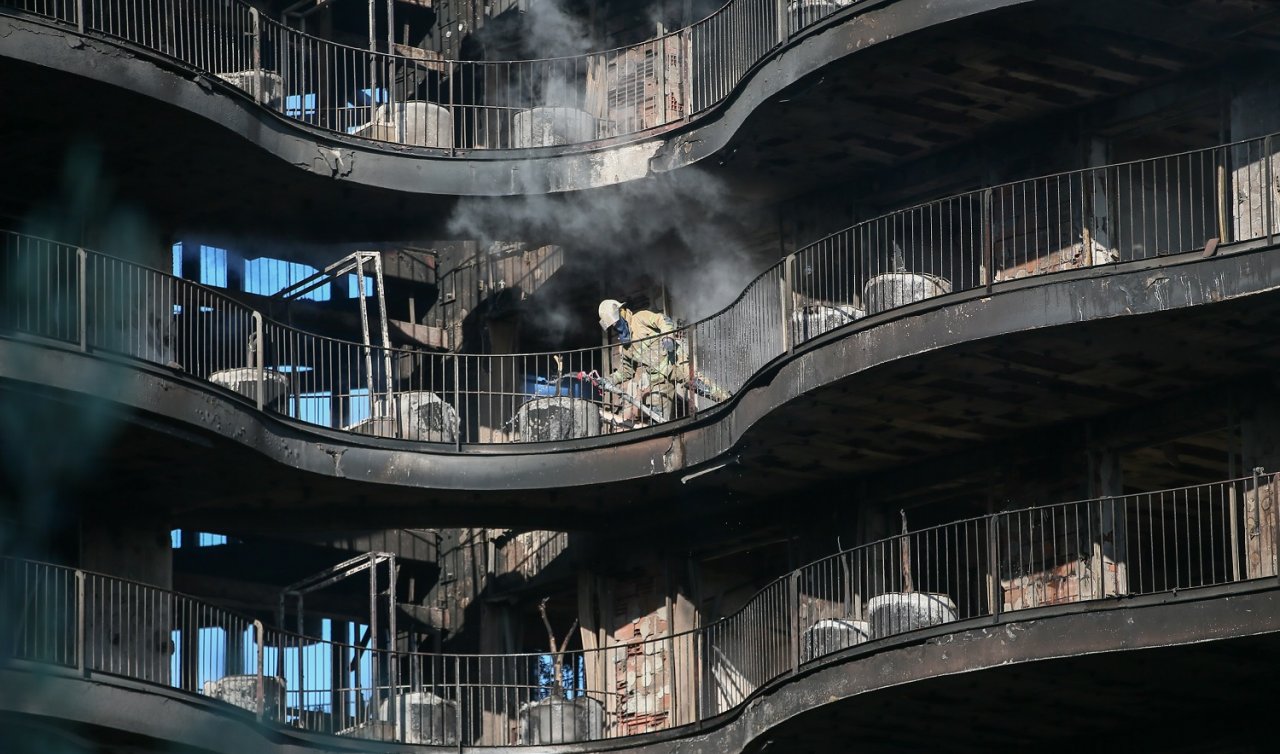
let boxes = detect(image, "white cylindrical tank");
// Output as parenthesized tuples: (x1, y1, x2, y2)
(209, 367, 289, 410)
(517, 696, 606, 744)
(792, 303, 866, 341)
(512, 107, 597, 148)
(863, 272, 952, 315)
(379, 691, 458, 745)
(345, 391, 459, 442)
(800, 619, 870, 662)
(356, 101, 453, 148)
(514, 397, 601, 442)
(867, 592, 957, 638)
(202, 675, 285, 720)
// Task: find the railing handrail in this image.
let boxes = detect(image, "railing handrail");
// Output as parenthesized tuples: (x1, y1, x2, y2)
(4, 129, 1279, 444)
(253, 12, 689, 68)
(0, 0, 871, 152)
(4, 473, 1275, 744)
(4, 472, 1267, 663)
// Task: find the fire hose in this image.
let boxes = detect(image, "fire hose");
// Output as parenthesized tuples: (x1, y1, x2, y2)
(575, 371, 667, 424)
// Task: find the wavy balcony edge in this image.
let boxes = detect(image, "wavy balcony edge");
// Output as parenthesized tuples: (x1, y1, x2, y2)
(0, 0, 1033, 194)
(3, 474, 1279, 749)
(2, 240, 1278, 496)
(8, 589, 1277, 753)
(4, 133, 1280, 490)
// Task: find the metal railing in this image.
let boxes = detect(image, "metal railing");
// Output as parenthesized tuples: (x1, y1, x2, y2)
(4, 475, 1278, 745)
(1, 0, 859, 152)
(3, 133, 1277, 446)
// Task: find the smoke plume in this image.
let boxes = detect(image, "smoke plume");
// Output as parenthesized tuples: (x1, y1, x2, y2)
(448, 167, 763, 323)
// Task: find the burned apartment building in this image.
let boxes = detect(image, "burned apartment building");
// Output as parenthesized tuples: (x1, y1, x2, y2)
(4, 0, 1280, 751)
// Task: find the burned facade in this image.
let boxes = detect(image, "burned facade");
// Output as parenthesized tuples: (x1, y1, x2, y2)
(3, 0, 1280, 752)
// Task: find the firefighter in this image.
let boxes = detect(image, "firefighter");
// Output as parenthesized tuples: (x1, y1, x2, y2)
(596, 299, 681, 422)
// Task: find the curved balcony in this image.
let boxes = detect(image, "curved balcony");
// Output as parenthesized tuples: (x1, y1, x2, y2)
(4, 476, 1279, 750)
(5, 0, 1271, 204)
(4, 134, 1280, 485)
(0, 0, 1020, 159)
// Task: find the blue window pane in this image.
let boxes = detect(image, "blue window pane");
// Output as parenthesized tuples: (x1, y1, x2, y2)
(245, 257, 329, 301)
(285, 93, 317, 118)
(291, 391, 332, 427)
(199, 245, 228, 288)
(347, 274, 374, 298)
(348, 388, 371, 426)
(171, 243, 183, 277)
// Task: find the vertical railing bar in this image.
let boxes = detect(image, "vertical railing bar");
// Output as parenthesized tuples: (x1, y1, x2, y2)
(454, 655, 464, 754)
(1266, 135, 1275, 247)
(75, 569, 86, 676)
(988, 512, 1000, 622)
(77, 248, 88, 351)
(254, 619, 265, 720)
(788, 570, 799, 674)
(253, 311, 264, 410)
(780, 256, 793, 354)
(982, 188, 994, 292)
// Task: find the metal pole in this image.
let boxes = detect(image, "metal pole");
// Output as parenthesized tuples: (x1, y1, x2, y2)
(372, 254, 395, 403)
(1266, 135, 1274, 246)
(296, 595, 304, 718)
(1272, 472, 1280, 582)
(453, 655, 464, 754)
(692, 629, 702, 725)
(75, 570, 86, 676)
(448, 58, 456, 157)
(788, 572, 800, 674)
(76, 0, 84, 34)
(386, 0, 396, 54)
(77, 248, 87, 352)
(776, 0, 789, 42)
(369, 552, 379, 711)
(453, 355, 462, 449)
(386, 0, 397, 138)
(664, 595, 677, 725)
(251, 9, 263, 105)
(368, 0, 377, 112)
(254, 620, 266, 720)
(355, 258, 376, 419)
(682, 28, 693, 122)
(1218, 163, 1229, 244)
(780, 257, 794, 354)
(987, 513, 1001, 621)
(982, 188, 994, 293)
(686, 327, 697, 417)
(387, 555, 398, 739)
(253, 311, 265, 410)
(1229, 482, 1242, 582)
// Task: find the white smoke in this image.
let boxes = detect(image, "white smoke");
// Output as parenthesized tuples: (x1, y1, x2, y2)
(448, 168, 762, 323)
(521, 0, 596, 58)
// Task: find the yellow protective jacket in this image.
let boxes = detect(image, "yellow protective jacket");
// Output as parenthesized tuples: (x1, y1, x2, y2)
(608, 309, 685, 386)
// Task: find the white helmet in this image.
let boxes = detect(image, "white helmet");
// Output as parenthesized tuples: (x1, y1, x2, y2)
(598, 299, 624, 330)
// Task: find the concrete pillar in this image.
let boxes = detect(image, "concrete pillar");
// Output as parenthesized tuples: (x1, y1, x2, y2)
(576, 553, 702, 738)
(1085, 136, 1116, 260)
(1228, 75, 1280, 243)
(79, 514, 173, 684)
(475, 601, 521, 744)
(1239, 395, 1280, 578)
(995, 446, 1127, 610)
